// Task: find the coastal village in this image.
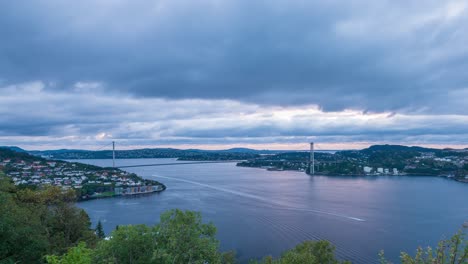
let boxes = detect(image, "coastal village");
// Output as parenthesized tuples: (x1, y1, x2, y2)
(237, 145, 468, 182)
(362, 151, 467, 177)
(0, 148, 165, 200)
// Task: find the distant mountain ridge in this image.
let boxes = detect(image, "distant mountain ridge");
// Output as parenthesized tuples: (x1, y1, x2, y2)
(2, 144, 466, 160)
(359, 144, 440, 153)
(17, 147, 269, 160)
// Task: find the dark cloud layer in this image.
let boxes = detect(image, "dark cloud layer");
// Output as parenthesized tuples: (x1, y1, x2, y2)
(1, 1, 467, 149)
(1, 1, 468, 113)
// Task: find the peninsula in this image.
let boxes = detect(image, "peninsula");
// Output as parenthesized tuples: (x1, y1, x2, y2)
(0, 148, 166, 201)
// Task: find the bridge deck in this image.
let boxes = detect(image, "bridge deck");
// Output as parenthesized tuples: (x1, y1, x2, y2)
(116, 160, 240, 169)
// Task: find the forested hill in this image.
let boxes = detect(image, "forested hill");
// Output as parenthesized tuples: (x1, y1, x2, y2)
(358, 144, 439, 153)
(0, 147, 46, 163)
(10, 147, 276, 160)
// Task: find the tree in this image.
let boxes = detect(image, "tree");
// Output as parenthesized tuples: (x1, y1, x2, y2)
(153, 209, 221, 264)
(251, 240, 350, 264)
(93, 224, 156, 263)
(221, 251, 238, 264)
(94, 209, 224, 264)
(0, 177, 48, 263)
(45, 242, 93, 264)
(95, 220, 105, 239)
(379, 229, 468, 264)
(0, 176, 97, 262)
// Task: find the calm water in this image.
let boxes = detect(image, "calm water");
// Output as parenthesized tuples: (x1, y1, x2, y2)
(76, 158, 468, 263)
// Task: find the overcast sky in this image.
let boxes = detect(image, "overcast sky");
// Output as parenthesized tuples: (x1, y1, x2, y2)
(1, 0, 467, 150)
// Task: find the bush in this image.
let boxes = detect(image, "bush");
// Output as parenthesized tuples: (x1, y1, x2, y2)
(251, 240, 350, 264)
(379, 229, 468, 264)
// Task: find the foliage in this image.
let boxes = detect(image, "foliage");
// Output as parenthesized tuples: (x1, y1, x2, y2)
(221, 251, 238, 264)
(154, 209, 221, 263)
(0, 176, 97, 263)
(251, 240, 350, 264)
(94, 209, 225, 264)
(95, 220, 105, 239)
(379, 229, 468, 264)
(45, 242, 93, 264)
(93, 224, 156, 263)
(0, 177, 48, 263)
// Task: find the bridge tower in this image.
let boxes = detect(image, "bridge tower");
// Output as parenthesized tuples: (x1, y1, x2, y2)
(112, 141, 115, 168)
(310, 142, 314, 175)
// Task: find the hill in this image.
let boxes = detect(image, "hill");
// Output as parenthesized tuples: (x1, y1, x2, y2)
(21, 147, 265, 160)
(360, 144, 439, 153)
(0, 147, 46, 163)
(0, 146, 26, 152)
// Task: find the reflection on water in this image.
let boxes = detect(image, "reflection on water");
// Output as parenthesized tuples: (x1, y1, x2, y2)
(77, 158, 468, 264)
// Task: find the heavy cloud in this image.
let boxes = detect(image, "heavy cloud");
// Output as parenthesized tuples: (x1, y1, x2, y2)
(1, 1, 467, 149)
(1, 1, 467, 113)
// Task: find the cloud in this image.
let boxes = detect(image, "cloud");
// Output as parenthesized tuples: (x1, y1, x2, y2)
(0, 1, 467, 149)
(0, 81, 466, 149)
(0, 1, 467, 114)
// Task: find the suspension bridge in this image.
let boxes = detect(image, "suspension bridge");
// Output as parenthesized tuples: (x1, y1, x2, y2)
(90, 141, 317, 172)
(116, 160, 240, 169)
(88, 141, 248, 169)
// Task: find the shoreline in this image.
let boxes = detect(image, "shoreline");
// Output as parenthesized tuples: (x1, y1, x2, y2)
(77, 184, 166, 202)
(238, 164, 468, 183)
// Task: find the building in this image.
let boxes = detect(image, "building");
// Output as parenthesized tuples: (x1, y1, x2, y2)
(377, 168, 384, 173)
(363, 166, 372, 173)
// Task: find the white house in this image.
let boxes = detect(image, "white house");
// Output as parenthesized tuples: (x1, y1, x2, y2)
(363, 166, 372, 173)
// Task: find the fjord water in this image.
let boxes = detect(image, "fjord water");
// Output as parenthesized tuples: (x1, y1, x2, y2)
(77, 158, 468, 263)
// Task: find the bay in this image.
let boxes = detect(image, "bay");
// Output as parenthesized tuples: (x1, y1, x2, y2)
(76, 158, 468, 263)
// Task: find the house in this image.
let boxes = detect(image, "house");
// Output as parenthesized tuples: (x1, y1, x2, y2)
(363, 166, 372, 173)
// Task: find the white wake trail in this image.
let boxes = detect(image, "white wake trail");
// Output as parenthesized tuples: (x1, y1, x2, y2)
(155, 175, 366, 222)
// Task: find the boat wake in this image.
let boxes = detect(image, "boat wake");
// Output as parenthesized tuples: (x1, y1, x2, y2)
(154, 175, 366, 222)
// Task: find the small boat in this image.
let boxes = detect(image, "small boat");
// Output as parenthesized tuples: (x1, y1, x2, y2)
(267, 167, 284, 171)
(463, 221, 468, 228)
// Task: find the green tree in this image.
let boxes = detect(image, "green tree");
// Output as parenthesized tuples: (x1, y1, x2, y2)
(0, 177, 48, 263)
(45, 242, 93, 264)
(95, 220, 105, 239)
(221, 251, 238, 264)
(153, 209, 221, 264)
(251, 240, 350, 264)
(379, 229, 468, 264)
(93, 224, 156, 263)
(94, 209, 224, 264)
(45, 201, 97, 254)
(0, 176, 97, 263)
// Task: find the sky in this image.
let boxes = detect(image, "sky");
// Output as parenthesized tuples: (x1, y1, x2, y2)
(0, 0, 467, 151)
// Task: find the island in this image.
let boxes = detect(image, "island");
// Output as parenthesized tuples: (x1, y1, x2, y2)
(0, 148, 166, 201)
(237, 145, 468, 182)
